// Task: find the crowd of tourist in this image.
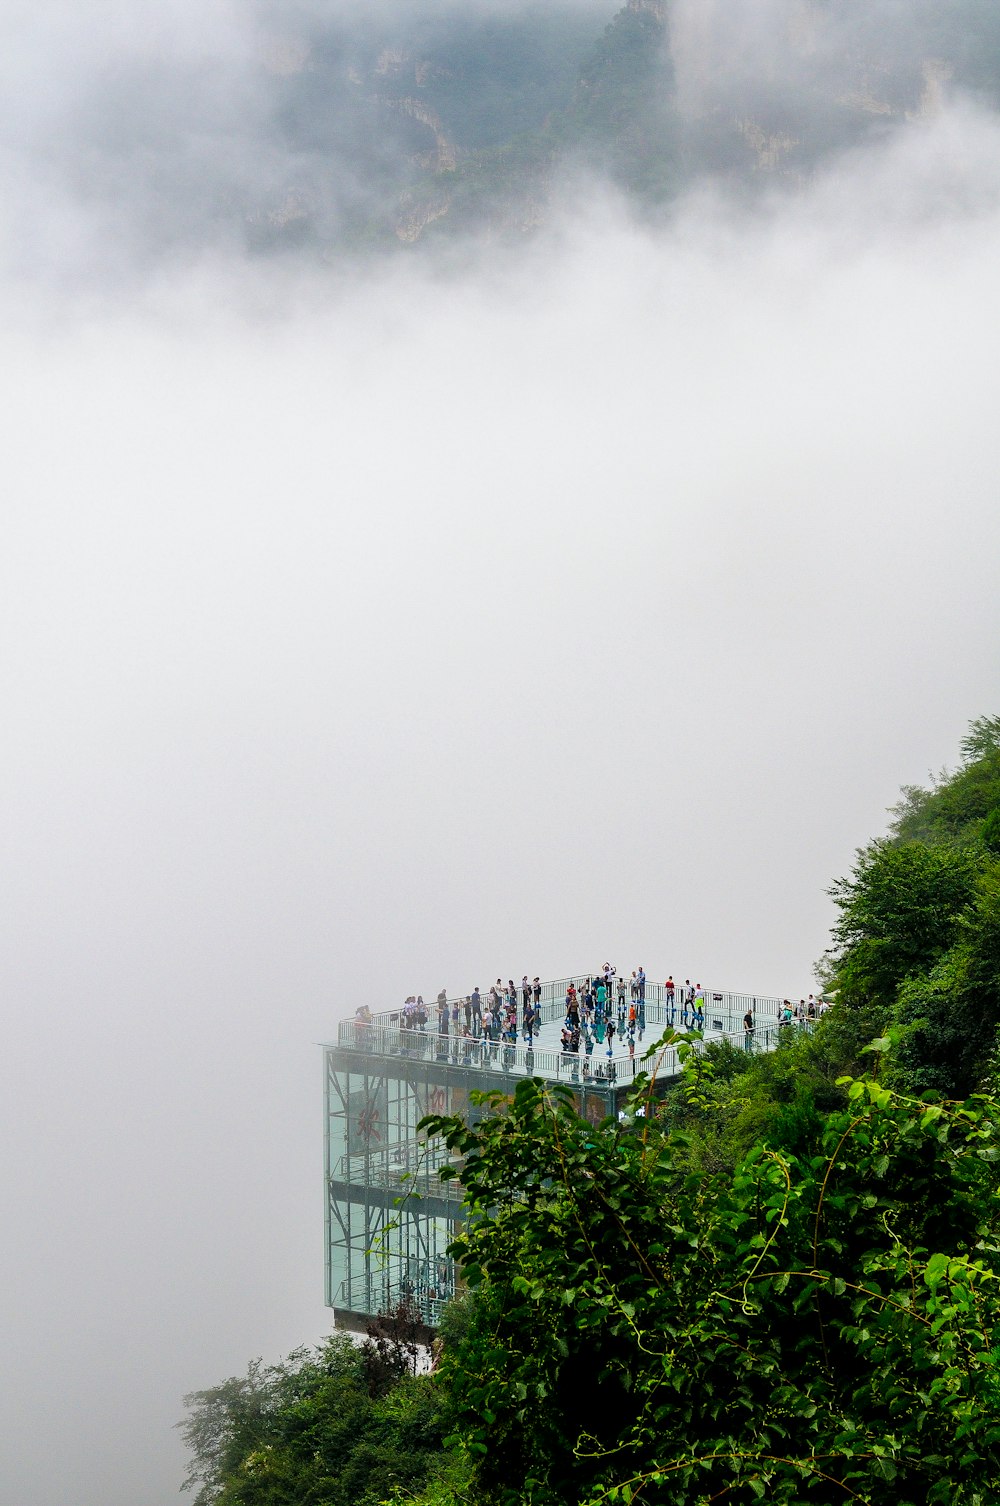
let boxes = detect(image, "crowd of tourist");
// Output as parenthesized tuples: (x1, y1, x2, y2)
(393, 979, 543, 1040)
(557, 974, 647, 1070)
(351, 965, 831, 1071)
(780, 995, 828, 1023)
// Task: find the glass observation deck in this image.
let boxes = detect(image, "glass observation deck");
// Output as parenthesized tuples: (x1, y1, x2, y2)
(323, 974, 806, 1329)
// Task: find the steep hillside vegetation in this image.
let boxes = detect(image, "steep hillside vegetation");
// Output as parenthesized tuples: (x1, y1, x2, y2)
(181, 717, 1000, 1505)
(245, 0, 1000, 250)
(827, 714, 1000, 1100)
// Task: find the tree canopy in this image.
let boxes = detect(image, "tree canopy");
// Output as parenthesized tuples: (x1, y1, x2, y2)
(825, 715, 1000, 1100)
(178, 1318, 451, 1506)
(420, 1054, 1000, 1504)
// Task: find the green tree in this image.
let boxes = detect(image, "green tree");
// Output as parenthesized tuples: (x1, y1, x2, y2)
(179, 1357, 293, 1506)
(423, 1063, 1000, 1506)
(828, 838, 978, 1011)
(827, 718, 1000, 1096)
(961, 715, 1000, 765)
(179, 1326, 449, 1506)
(890, 869, 1000, 1098)
(554, 4, 678, 198)
(652, 1027, 840, 1173)
(981, 806, 1000, 856)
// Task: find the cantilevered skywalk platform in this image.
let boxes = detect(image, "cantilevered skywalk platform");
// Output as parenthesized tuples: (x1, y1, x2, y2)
(323, 973, 811, 1329)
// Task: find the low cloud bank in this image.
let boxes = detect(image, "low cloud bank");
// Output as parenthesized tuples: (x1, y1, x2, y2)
(4, 0, 1000, 285)
(1, 12, 999, 1506)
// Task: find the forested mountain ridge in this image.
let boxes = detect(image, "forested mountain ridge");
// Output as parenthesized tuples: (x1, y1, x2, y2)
(252, 0, 672, 247)
(824, 713, 1000, 1101)
(45, 0, 1000, 264)
(181, 723, 1000, 1503)
(242, 0, 1000, 251)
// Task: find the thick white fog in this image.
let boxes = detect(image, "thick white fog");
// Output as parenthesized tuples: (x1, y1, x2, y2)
(2, 3, 1000, 1504)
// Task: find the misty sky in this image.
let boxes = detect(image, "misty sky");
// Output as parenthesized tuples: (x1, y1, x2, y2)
(2, 4, 1000, 1504)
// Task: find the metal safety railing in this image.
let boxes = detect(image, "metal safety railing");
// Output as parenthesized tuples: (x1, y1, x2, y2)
(331, 1014, 812, 1087)
(348, 975, 820, 1037)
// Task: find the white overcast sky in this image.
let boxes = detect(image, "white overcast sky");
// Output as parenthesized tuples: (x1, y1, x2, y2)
(1, 3, 1000, 1504)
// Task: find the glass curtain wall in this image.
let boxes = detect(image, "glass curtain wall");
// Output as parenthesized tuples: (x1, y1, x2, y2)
(324, 1044, 614, 1326)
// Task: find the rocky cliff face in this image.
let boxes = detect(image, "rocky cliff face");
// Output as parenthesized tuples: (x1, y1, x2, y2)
(626, 0, 668, 21)
(667, 0, 953, 180)
(244, 0, 993, 251)
(378, 94, 457, 172)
